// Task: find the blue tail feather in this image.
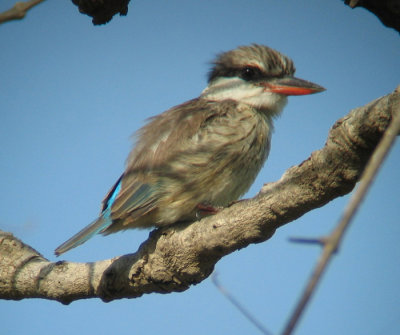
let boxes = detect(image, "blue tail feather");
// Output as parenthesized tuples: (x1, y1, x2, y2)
(54, 214, 111, 256)
(54, 180, 122, 256)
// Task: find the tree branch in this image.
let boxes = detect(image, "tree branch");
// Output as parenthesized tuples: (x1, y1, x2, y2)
(282, 88, 400, 335)
(0, 86, 399, 304)
(0, 0, 45, 25)
(343, 0, 400, 33)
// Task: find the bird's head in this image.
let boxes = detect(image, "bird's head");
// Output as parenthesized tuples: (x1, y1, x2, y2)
(201, 44, 325, 117)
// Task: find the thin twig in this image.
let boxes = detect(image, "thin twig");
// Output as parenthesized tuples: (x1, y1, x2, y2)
(212, 272, 273, 335)
(0, 0, 46, 25)
(288, 236, 329, 248)
(281, 99, 400, 335)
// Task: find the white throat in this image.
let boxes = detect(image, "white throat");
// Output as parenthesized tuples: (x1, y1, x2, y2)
(201, 77, 288, 117)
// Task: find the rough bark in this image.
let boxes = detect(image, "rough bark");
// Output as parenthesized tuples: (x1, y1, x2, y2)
(0, 86, 399, 304)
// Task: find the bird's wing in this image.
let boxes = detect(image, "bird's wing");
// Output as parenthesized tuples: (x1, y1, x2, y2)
(103, 175, 158, 220)
(106, 99, 223, 221)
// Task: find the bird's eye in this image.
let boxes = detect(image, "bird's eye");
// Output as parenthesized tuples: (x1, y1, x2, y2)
(240, 66, 261, 81)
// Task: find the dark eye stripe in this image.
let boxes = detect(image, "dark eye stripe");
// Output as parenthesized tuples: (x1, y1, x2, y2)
(239, 66, 263, 81)
(208, 64, 277, 83)
(211, 66, 264, 81)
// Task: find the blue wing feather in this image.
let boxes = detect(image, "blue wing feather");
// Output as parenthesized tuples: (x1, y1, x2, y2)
(112, 183, 154, 214)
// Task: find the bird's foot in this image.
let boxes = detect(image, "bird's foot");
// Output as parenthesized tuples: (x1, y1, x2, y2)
(196, 203, 223, 215)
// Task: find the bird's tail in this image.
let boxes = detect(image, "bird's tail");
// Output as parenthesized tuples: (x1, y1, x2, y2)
(54, 214, 112, 256)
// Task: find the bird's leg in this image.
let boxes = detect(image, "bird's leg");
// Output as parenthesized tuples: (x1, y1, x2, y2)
(196, 203, 223, 215)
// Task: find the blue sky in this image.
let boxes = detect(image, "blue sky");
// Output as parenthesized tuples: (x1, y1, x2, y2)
(1, 1, 399, 334)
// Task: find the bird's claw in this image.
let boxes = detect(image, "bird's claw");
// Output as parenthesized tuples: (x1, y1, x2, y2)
(196, 203, 222, 216)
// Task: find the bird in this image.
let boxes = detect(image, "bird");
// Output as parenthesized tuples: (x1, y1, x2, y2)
(55, 44, 325, 256)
